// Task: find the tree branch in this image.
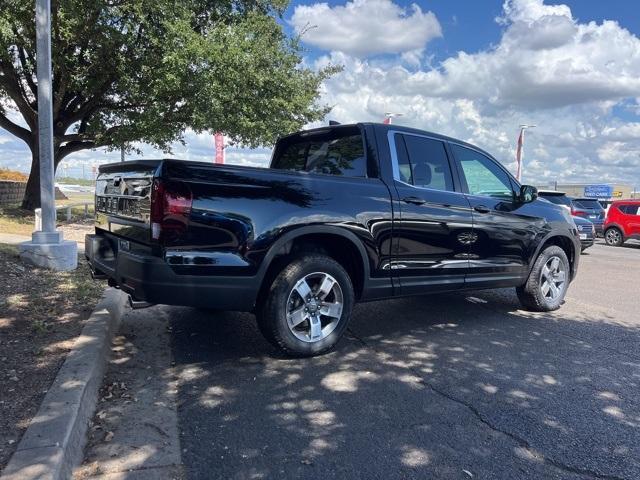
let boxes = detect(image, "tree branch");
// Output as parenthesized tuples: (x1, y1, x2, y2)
(16, 45, 38, 102)
(56, 140, 96, 162)
(0, 61, 38, 130)
(0, 111, 33, 146)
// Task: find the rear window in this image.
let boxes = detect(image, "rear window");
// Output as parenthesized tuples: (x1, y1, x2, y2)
(540, 194, 572, 207)
(619, 204, 640, 215)
(271, 128, 366, 177)
(573, 199, 604, 210)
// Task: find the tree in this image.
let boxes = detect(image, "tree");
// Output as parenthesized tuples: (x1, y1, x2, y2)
(0, 0, 338, 210)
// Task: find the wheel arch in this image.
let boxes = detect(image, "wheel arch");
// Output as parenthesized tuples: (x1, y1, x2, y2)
(530, 232, 577, 280)
(255, 226, 371, 307)
(604, 223, 625, 235)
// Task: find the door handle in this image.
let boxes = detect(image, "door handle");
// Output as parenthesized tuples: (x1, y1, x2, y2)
(403, 196, 426, 205)
(474, 205, 491, 213)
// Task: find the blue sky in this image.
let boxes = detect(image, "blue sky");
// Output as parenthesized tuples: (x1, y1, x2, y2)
(1, 0, 640, 188)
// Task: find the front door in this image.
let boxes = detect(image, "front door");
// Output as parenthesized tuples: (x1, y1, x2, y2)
(449, 143, 541, 288)
(390, 132, 474, 294)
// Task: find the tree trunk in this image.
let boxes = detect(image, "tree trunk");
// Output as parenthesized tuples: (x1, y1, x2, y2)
(21, 150, 41, 211)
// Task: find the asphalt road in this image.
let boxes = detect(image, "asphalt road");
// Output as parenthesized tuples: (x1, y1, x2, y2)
(161, 241, 640, 480)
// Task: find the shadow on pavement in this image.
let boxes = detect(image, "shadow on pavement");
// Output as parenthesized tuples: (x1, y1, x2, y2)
(167, 289, 640, 480)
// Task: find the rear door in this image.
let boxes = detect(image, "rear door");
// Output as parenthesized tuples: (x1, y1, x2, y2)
(621, 204, 640, 236)
(389, 131, 473, 294)
(449, 143, 541, 288)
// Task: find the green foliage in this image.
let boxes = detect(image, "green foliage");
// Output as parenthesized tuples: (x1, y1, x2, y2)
(0, 0, 338, 183)
(55, 176, 94, 186)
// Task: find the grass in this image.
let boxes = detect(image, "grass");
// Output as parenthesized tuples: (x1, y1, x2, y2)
(0, 192, 94, 237)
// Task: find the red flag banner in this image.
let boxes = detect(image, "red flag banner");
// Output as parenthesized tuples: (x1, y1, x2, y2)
(215, 133, 225, 164)
(515, 129, 524, 181)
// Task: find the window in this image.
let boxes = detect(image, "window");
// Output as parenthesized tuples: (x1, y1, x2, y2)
(541, 194, 572, 207)
(573, 199, 604, 211)
(394, 134, 454, 192)
(619, 204, 640, 215)
(271, 128, 366, 177)
(451, 144, 514, 200)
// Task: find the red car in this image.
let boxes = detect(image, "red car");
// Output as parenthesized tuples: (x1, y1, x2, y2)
(604, 200, 640, 246)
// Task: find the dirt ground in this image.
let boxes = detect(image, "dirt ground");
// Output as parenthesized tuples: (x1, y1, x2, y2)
(0, 244, 105, 469)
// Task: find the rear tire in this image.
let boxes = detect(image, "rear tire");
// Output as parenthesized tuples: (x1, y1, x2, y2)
(516, 245, 569, 312)
(257, 254, 354, 357)
(604, 227, 623, 246)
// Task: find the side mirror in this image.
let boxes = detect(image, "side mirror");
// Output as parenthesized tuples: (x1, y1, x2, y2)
(519, 185, 538, 203)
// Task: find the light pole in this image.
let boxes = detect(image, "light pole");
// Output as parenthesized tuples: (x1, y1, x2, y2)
(515, 124, 535, 182)
(19, 0, 77, 270)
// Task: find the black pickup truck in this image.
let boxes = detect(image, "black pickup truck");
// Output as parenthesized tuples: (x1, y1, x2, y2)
(86, 123, 580, 356)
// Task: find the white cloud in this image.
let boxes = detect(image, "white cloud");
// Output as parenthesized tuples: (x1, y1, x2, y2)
(0, 128, 270, 179)
(290, 0, 441, 57)
(310, 0, 640, 186)
(2, 0, 640, 190)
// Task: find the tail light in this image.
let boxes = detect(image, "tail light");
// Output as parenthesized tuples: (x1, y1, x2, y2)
(150, 179, 193, 243)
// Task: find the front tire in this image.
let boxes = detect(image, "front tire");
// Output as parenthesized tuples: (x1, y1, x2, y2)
(604, 227, 623, 246)
(257, 254, 354, 357)
(516, 245, 569, 312)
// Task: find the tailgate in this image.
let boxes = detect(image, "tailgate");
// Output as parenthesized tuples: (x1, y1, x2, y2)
(95, 161, 160, 244)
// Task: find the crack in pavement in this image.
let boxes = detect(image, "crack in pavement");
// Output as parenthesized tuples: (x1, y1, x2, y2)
(346, 328, 629, 480)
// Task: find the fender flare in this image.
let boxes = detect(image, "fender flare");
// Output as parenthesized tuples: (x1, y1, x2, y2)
(603, 223, 625, 236)
(254, 225, 372, 288)
(528, 230, 578, 276)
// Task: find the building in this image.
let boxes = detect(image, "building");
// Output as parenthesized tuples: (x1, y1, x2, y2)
(537, 182, 638, 206)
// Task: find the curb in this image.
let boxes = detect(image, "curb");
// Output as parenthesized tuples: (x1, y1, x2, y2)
(0, 288, 130, 480)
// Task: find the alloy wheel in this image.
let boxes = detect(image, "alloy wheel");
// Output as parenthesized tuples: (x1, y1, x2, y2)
(286, 272, 343, 343)
(606, 229, 621, 245)
(539, 256, 566, 302)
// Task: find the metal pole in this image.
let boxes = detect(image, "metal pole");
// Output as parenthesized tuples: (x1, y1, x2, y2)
(518, 128, 525, 183)
(20, 0, 76, 270)
(35, 0, 56, 234)
(516, 124, 536, 183)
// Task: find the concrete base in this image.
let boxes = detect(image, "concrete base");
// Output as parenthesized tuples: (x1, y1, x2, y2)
(19, 236, 78, 271)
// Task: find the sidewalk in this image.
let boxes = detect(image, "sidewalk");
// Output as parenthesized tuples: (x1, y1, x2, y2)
(0, 232, 85, 253)
(0, 233, 31, 244)
(74, 305, 184, 479)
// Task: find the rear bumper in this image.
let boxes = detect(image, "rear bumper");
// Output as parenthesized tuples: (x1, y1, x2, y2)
(580, 238, 594, 250)
(85, 233, 259, 311)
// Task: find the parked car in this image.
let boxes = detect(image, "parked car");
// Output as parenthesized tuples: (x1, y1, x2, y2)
(573, 216, 595, 251)
(86, 123, 581, 356)
(537, 190, 573, 210)
(571, 198, 605, 236)
(604, 200, 640, 246)
(538, 191, 594, 251)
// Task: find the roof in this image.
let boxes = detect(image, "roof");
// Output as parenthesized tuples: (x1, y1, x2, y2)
(537, 190, 567, 195)
(282, 122, 497, 161)
(611, 199, 640, 204)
